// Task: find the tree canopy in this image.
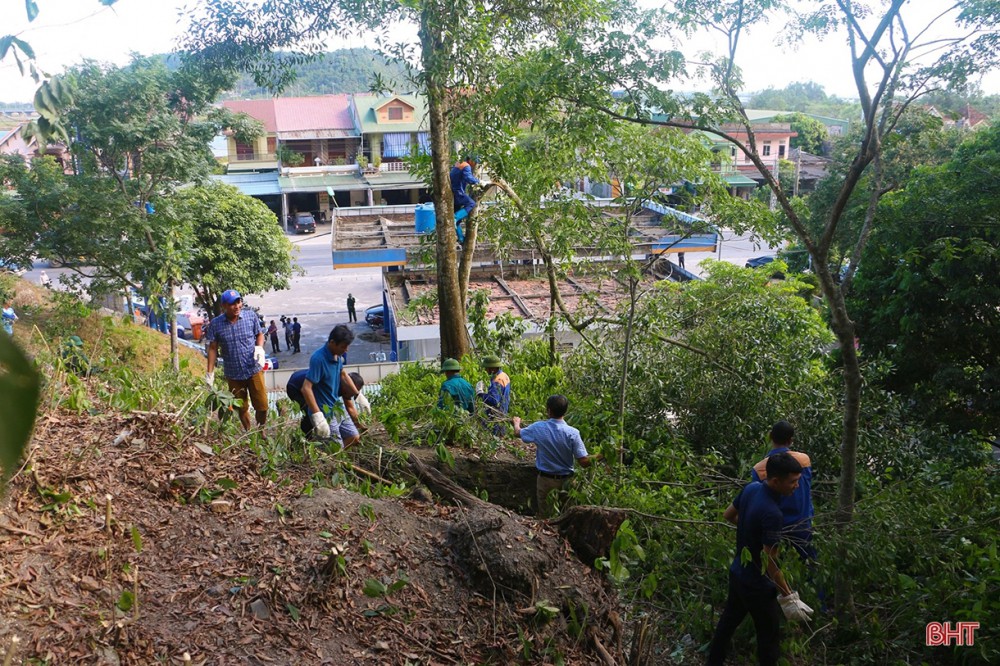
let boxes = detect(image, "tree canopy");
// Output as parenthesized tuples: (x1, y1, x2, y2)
(748, 81, 860, 118)
(772, 112, 828, 154)
(850, 122, 1000, 439)
(170, 182, 295, 317)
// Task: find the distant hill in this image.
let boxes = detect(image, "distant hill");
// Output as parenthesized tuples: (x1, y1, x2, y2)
(218, 49, 412, 99)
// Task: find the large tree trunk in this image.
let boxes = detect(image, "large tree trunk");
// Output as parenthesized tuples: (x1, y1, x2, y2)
(822, 273, 862, 614)
(421, 6, 467, 361)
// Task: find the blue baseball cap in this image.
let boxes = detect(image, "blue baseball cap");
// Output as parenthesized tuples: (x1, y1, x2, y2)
(220, 289, 242, 304)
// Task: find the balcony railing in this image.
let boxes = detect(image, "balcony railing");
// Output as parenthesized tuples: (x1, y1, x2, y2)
(379, 161, 410, 173)
(233, 152, 278, 162)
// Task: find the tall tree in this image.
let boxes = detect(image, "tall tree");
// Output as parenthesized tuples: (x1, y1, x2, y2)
(170, 182, 295, 316)
(849, 123, 1000, 439)
(534, 0, 1000, 611)
(181, 0, 607, 360)
(0, 56, 260, 366)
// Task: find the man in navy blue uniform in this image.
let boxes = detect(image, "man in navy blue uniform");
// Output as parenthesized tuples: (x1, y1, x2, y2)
(285, 325, 359, 448)
(449, 155, 479, 244)
(751, 421, 815, 562)
(707, 452, 813, 665)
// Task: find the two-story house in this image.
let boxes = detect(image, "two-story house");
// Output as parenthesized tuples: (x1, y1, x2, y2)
(349, 94, 430, 206)
(217, 93, 432, 224)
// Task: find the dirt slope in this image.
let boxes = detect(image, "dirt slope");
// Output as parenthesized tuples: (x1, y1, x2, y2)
(0, 407, 621, 665)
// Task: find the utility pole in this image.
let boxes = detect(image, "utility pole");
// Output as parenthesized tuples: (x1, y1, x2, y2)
(793, 147, 802, 197)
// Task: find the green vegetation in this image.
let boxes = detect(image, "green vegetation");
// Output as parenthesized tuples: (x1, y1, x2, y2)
(371, 253, 997, 663)
(748, 81, 861, 119)
(220, 49, 409, 98)
(170, 182, 294, 317)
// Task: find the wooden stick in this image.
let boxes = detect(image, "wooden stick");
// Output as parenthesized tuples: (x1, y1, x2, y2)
(105, 494, 113, 533)
(2, 635, 19, 666)
(349, 463, 392, 486)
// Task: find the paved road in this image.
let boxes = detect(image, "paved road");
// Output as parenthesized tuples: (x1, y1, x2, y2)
(674, 229, 784, 277)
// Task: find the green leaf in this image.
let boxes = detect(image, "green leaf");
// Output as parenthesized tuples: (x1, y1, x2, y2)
(318, 531, 334, 539)
(25, 0, 39, 22)
(218, 477, 238, 490)
(286, 603, 300, 621)
(116, 590, 134, 612)
(0, 335, 40, 483)
(0, 36, 13, 61)
(388, 573, 409, 593)
(362, 578, 387, 598)
(130, 525, 143, 553)
(11, 36, 34, 60)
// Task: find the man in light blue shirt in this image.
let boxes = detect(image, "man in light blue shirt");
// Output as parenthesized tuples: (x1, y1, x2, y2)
(513, 394, 601, 518)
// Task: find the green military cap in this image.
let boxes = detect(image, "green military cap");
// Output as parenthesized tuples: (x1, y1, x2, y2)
(481, 355, 501, 368)
(67, 335, 84, 347)
(441, 358, 461, 372)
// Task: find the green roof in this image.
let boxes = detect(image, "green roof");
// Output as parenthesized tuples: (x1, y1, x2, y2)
(352, 94, 429, 134)
(278, 173, 366, 193)
(365, 171, 427, 189)
(723, 173, 758, 187)
(744, 109, 850, 128)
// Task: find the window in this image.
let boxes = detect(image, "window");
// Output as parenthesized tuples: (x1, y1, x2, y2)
(778, 144, 786, 157)
(235, 141, 254, 160)
(382, 132, 411, 158)
(388, 105, 403, 120)
(730, 147, 737, 158)
(417, 132, 431, 155)
(762, 142, 772, 157)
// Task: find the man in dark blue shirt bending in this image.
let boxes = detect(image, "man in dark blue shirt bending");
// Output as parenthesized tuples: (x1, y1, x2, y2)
(707, 452, 813, 665)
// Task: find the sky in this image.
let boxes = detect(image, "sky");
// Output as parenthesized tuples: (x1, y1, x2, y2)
(1, 0, 997, 104)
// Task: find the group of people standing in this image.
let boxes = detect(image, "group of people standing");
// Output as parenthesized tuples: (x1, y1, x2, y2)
(267, 315, 302, 354)
(435, 356, 602, 518)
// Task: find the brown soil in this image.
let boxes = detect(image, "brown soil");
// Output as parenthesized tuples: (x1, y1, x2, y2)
(0, 409, 623, 665)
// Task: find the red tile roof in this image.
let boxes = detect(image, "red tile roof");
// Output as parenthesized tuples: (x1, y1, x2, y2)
(221, 99, 278, 133)
(221, 95, 355, 133)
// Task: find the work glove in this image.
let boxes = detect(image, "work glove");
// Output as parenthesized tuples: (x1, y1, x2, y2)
(778, 591, 814, 622)
(205, 371, 215, 388)
(310, 412, 331, 439)
(253, 345, 267, 369)
(475, 381, 485, 394)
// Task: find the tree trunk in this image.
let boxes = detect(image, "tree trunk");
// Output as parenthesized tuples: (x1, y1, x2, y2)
(816, 263, 861, 614)
(549, 506, 630, 567)
(617, 278, 637, 466)
(421, 6, 467, 361)
(168, 279, 179, 371)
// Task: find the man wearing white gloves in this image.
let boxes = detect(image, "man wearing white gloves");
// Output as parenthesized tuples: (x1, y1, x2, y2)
(285, 325, 357, 448)
(206, 289, 269, 430)
(707, 452, 812, 665)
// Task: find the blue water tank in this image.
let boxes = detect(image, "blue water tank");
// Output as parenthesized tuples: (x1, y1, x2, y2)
(415, 203, 436, 234)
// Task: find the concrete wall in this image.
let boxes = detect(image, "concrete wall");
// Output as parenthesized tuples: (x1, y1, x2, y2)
(262, 361, 401, 395)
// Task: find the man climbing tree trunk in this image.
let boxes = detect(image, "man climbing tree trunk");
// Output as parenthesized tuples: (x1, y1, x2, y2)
(420, 5, 468, 361)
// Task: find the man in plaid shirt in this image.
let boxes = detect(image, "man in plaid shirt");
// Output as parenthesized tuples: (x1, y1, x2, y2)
(206, 289, 269, 430)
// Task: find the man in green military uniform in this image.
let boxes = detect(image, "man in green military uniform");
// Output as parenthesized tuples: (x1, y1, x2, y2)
(438, 358, 475, 413)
